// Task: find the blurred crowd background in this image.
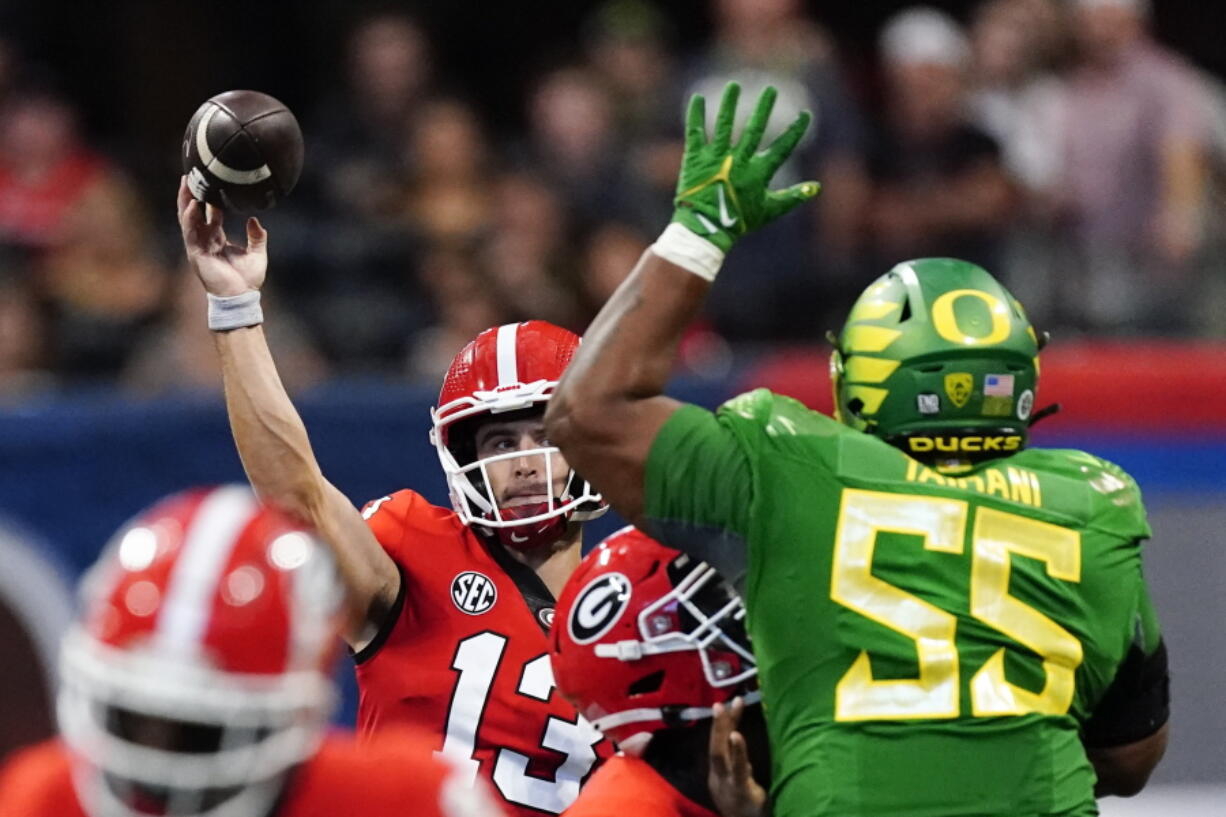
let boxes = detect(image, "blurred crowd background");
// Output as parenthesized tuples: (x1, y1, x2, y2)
(0, 0, 1224, 401)
(2, 5, 1226, 799)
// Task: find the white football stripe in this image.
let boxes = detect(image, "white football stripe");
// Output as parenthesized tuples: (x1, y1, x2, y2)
(196, 105, 273, 185)
(496, 323, 520, 386)
(155, 486, 256, 658)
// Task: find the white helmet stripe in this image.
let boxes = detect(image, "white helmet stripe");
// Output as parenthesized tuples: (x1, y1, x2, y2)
(282, 531, 343, 672)
(155, 486, 257, 659)
(495, 323, 520, 387)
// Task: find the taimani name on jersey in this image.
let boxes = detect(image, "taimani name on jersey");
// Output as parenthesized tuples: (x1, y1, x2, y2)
(904, 459, 1042, 508)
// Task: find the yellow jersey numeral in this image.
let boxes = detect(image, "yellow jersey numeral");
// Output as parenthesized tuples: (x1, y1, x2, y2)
(831, 489, 1083, 721)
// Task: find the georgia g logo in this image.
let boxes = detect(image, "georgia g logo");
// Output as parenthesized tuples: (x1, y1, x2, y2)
(451, 571, 498, 615)
(568, 573, 631, 644)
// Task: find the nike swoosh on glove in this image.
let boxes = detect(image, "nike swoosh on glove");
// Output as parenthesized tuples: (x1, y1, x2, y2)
(671, 81, 821, 253)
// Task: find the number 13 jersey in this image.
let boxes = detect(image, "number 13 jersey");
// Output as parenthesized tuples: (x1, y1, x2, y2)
(357, 489, 612, 816)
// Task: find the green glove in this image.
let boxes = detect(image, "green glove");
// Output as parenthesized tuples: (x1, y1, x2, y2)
(672, 82, 821, 253)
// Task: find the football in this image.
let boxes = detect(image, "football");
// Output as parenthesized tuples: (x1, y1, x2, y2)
(182, 89, 304, 213)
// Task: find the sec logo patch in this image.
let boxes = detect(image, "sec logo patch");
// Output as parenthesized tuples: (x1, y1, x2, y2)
(451, 571, 497, 615)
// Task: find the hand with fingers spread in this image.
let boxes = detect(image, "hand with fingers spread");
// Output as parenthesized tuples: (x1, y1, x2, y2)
(708, 698, 768, 817)
(177, 176, 268, 297)
(672, 82, 821, 253)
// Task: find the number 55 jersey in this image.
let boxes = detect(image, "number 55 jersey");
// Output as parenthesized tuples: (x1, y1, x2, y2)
(643, 390, 1165, 817)
(357, 489, 612, 817)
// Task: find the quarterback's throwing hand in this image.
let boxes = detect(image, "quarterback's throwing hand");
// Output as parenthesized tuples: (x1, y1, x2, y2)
(177, 176, 267, 297)
(673, 82, 820, 252)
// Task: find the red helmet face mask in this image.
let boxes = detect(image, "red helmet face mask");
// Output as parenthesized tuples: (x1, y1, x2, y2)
(57, 485, 346, 817)
(431, 321, 608, 551)
(550, 528, 758, 756)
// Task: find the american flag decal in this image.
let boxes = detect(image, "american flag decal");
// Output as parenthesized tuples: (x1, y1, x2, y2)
(984, 374, 1014, 397)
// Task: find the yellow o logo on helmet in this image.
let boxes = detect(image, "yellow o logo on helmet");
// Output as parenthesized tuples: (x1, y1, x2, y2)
(930, 289, 1011, 346)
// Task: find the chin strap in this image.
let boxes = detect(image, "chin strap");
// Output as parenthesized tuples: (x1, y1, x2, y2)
(1028, 329, 1058, 427)
(481, 501, 569, 551)
(1029, 402, 1062, 427)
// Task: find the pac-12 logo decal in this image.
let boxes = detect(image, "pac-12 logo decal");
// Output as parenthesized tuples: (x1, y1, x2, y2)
(451, 571, 498, 615)
(944, 372, 973, 408)
(568, 573, 631, 644)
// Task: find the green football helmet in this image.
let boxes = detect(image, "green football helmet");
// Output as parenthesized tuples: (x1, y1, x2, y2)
(831, 258, 1041, 470)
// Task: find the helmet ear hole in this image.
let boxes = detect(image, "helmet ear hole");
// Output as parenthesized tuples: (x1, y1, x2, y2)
(628, 670, 666, 697)
(899, 296, 912, 322)
(446, 414, 481, 466)
(846, 397, 865, 416)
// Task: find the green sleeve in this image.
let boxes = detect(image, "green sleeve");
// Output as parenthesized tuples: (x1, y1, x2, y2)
(1084, 453, 1153, 541)
(1082, 561, 1169, 748)
(643, 403, 755, 588)
(1132, 571, 1163, 655)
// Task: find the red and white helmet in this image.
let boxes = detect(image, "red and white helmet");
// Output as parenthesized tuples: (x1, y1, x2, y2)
(550, 527, 757, 756)
(430, 320, 607, 550)
(57, 485, 345, 817)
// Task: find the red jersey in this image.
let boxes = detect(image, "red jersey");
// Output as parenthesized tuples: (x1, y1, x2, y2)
(0, 730, 504, 817)
(357, 490, 613, 817)
(0, 152, 106, 248)
(563, 754, 720, 817)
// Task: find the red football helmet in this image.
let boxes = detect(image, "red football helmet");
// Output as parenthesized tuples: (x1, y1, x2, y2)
(550, 527, 757, 756)
(431, 321, 607, 550)
(57, 485, 345, 817)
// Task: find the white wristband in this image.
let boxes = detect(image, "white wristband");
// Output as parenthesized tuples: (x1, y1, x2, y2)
(207, 291, 263, 331)
(650, 223, 726, 282)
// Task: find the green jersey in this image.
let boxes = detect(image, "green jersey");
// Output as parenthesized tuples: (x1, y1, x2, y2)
(644, 390, 1160, 817)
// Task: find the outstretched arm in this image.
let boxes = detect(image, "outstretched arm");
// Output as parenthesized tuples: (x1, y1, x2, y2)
(177, 179, 399, 647)
(546, 83, 819, 523)
(544, 249, 700, 525)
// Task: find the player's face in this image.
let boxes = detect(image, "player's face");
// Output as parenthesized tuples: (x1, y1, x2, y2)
(103, 708, 243, 811)
(473, 416, 571, 510)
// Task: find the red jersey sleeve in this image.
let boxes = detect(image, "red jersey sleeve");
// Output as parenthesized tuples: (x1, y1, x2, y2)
(360, 490, 420, 555)
(0, 739, 87, 816)
(562, 755, 719, 817)
(354, 490, 421, 664)
(361, 489, 464, 577)
(285, 730, 506, 817)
